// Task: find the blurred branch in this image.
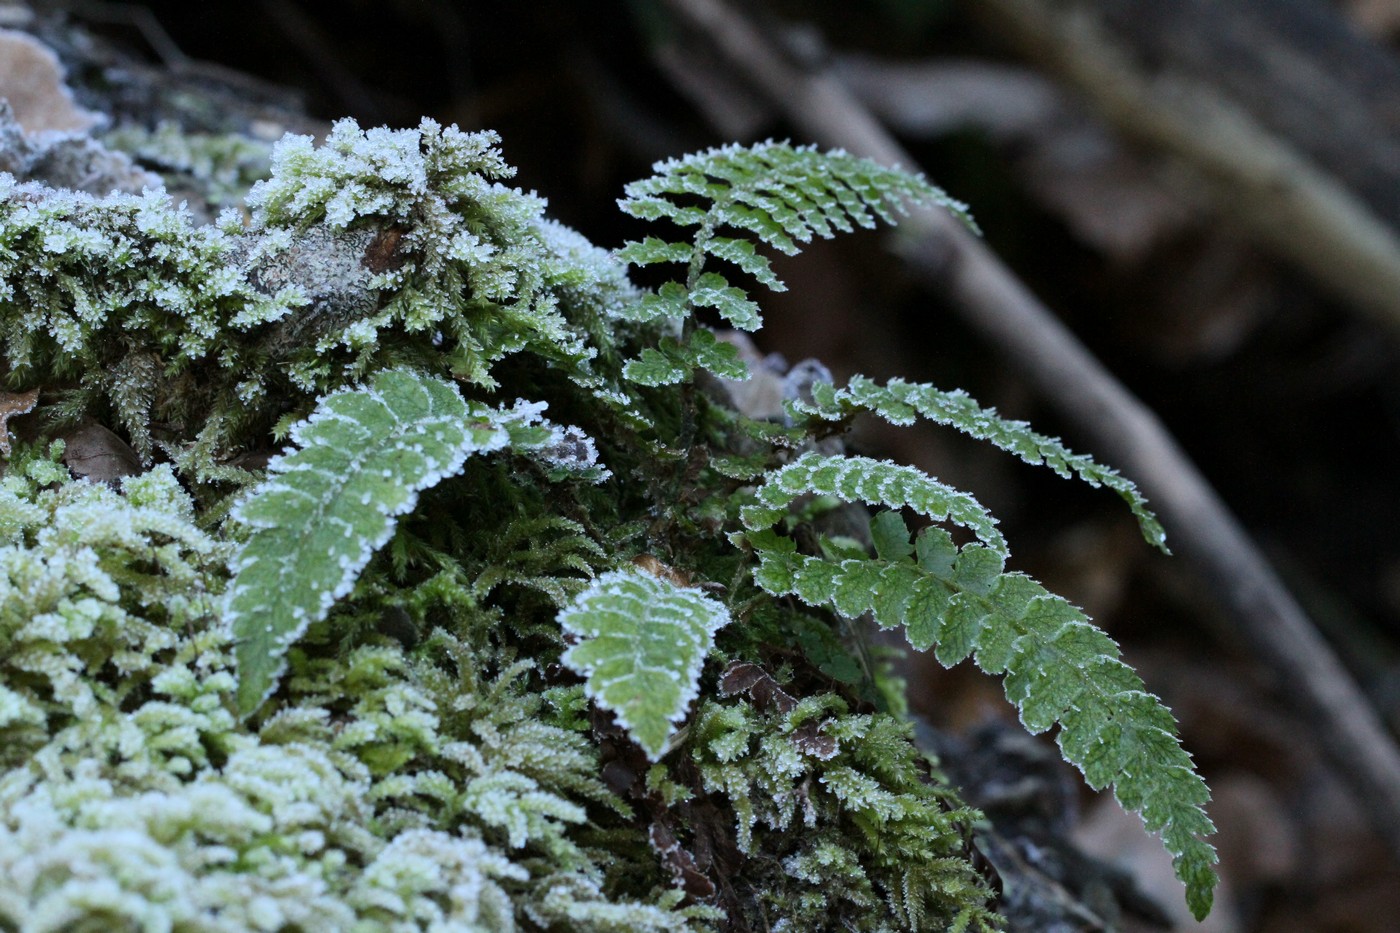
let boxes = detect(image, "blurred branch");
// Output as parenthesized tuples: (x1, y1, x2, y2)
(972, 0, 1400, 337)
(657, 0, 1400, 864)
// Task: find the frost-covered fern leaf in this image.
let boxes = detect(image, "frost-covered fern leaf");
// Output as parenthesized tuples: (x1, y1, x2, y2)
(622, 329, 749, 387)
(739, 503, 1218, 918)
(741, 452, 1007, 556)
(615, 141, 975, 385)
(793, 376, 1168, 551)
(558, 567, 732, 760)
(227, 368, 520, 715)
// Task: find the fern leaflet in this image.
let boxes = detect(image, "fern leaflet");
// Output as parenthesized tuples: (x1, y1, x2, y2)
(558, 567, 732, 760)
(739, 501, 1217, 919)
(622, 328, 748, 386)
(616, 141, 975, 384)
(226, 369, 568, 715)
(742, 451, 1007, 556)
(792, 376, 1167, 550)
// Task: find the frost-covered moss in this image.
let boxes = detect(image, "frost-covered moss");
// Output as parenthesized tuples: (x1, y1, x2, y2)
(689, 692, 997, 932)
(1, 117, 632, 471)
(0, 65, 1213, 927)
(0, 455, 707, 931)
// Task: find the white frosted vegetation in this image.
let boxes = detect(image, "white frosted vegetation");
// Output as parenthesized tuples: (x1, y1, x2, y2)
(0, 460, 691, 930)
(559, 568, 733, 760)
(0, 101, 1215, 926)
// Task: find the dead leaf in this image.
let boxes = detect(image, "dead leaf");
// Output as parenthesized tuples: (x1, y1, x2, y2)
(718, 660, 798, 714)
(0, 30, 100, 134)
(59, 419, 141, 484)
(0, 387, 39, 458)
(649, 819, 717, 898)
(791, 719, 839, 760)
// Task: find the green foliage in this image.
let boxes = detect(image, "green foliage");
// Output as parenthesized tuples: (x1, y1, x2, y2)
(228, 368, 518, 714)
(743, 451, 1007, 556)
(615, 141, 974, 383)
(623, 327, 749, 386)
(1, 102, 1217, 930)
(471, 515, 609, 606)
(691, 692, 999, 931)
(792, 375, 1167, 550)
(740, 506, 1216, 918)
(559, 567, 733, 759)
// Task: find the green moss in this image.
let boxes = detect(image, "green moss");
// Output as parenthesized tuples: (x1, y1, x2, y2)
(0, 104, 1216, 928)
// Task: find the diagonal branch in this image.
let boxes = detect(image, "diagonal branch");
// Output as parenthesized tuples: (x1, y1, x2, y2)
(657, 0, 1400, 864)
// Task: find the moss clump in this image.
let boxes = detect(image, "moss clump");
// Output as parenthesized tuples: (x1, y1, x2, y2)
(0, 449, 709, 930)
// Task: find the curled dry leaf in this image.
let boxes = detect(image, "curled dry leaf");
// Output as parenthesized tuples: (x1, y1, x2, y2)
(718, 660, 799, 715)
(0, 387, 39, 458)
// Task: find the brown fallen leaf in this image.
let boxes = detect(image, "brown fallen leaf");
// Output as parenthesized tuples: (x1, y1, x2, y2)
(59, 419, 141, 484)
(0, 387, 39, 458)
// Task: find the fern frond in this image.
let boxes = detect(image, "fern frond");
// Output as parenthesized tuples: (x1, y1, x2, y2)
(619, 142, 976, 273)
(226, 369, 527, 715)
(558, 567, 732, 760)
(739, 510, 1217, 918)
(793, 376, 1168, 551)
(742, 451, 1007, 556)
(615, 141, 975, 383)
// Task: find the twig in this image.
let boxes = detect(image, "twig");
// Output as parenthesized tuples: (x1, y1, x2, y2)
(658, 0, 1400, 862)
(972, 0, 1400, 338)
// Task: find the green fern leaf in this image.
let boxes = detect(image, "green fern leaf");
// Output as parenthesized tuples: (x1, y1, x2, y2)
(793, 376, 1168, 550)
(558, 567, 732, 760)
(227, 369, 523, 715)
(739, 509, 1217, 917)
(687, 271, 762, 331)
(623, 330, 748, 386)
(621, 142, 975, 253)
(741, 451, 1007, 555)
(616, 141, 975, 384)
(618, 141, 973, 319)
(614, 236, 695, 267)
(702, 237, 783, 290)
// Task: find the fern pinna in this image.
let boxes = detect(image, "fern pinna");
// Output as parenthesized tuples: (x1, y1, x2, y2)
(614, 141, 975, 385)
(183, 130, 1215, 924)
